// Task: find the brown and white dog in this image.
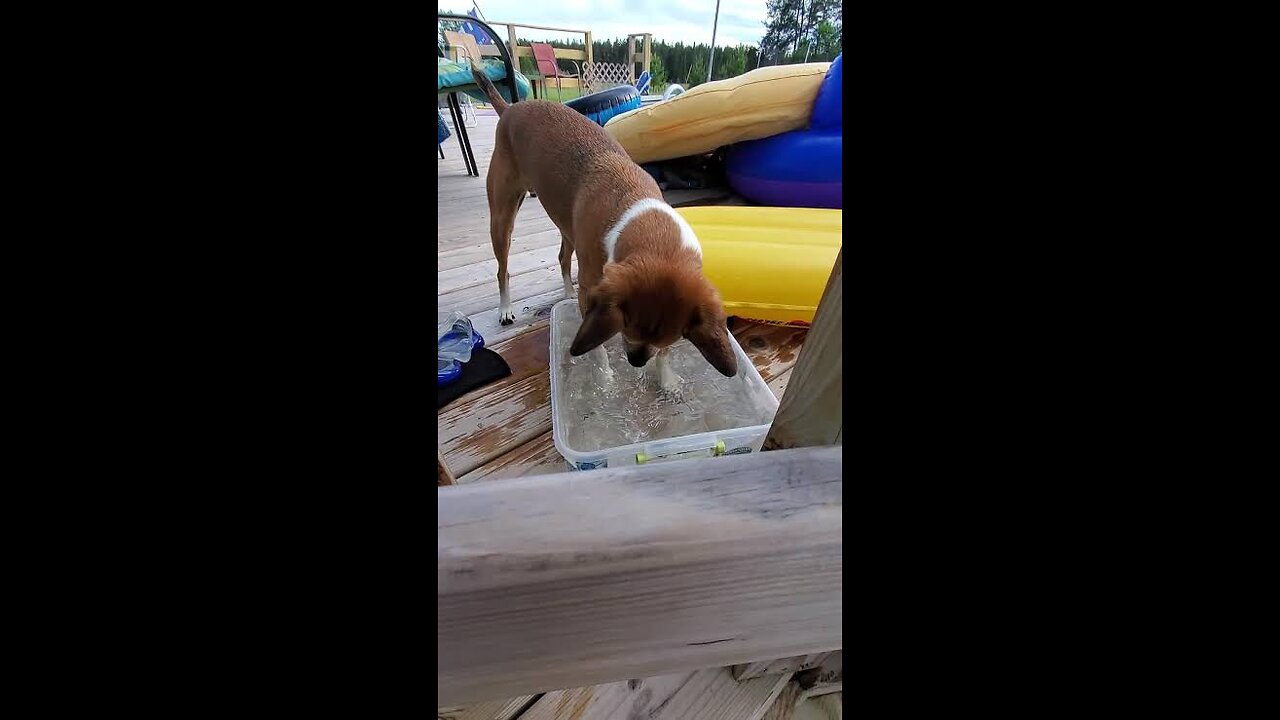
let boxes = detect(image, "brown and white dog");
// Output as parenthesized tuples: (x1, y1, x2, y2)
(470, 69, 736, 388)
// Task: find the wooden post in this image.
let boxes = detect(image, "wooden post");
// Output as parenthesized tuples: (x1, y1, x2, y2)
(505, 23, 519, 68)
(764, 249, 842, 450)
(438, 450, 456, 486)
(584, 30, 593, 65)
(438, 446, 842, 706)
(643, 33, 652, 76)
(626, 36, 637, 83)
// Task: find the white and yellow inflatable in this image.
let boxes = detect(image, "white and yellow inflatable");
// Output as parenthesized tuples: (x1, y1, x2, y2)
(605, 63, 832, 165)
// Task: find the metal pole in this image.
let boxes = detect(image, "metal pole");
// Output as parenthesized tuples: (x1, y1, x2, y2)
(707, 0, 721, 83)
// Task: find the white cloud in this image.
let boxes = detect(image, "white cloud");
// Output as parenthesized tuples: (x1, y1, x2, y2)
(447, 0, 769, 46)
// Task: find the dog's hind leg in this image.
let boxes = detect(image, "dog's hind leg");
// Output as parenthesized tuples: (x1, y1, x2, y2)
(487, 155, 524, 326)
(559, 234, 575, 299)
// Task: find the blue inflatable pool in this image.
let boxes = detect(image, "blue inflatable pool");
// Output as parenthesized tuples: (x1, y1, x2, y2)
(566, 86, 642, 127)
(726, 55, 842, 209)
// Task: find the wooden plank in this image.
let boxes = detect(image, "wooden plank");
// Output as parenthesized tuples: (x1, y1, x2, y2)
(489, 20, 590, 34)
(455, 432, 567, 483)
(584, 31, 592, 64)
(465, 285, 563, 349)
(517, 671, 693, 720)
(795, 652, 842, 703)
(438, 327, 554, 473)
(438, 450, 455, 486)
(504, 665, 795, 720)
(437, 244, 562, 295)
(437, 446, 842, 705)
(764, 249, 841, 450)
(732, 652, 834, 681)
(438, 212, 559, 255)
(438, 228, 563, 271)
(794, 693, 841, 720)
(798, 682, 842, 702)
(760, 678, 805, 720)
(437, 695, 538, 720)
(767, 367, 794, 400)
(511, 46, 587, 61)
(447, 325, 551, 402)
(654, 667, 794, 720)
(809, 693, 841, 719)
(438, 371, 551, 476)
(626, 37, 636, 82)
(438, 264, 574, 319)
(505, 25, 519, 64)
(732, 322, 808, 383)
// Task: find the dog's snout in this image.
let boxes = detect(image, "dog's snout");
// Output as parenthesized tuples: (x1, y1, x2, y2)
(626, 352, 648, 367)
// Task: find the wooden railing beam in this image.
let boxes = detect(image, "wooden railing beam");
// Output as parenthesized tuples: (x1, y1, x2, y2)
(438, 446, 843, 705)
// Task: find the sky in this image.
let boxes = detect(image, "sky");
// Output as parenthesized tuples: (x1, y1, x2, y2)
(447, 0, 770, 47)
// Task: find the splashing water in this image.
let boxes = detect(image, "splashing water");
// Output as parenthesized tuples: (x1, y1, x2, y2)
(554, 303, 778, 454)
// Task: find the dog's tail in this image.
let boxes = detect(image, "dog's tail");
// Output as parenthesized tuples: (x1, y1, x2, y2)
(470, 67, 509, 115)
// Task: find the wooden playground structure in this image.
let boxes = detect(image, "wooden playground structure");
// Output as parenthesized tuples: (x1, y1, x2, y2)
(440, 15, 654, 93)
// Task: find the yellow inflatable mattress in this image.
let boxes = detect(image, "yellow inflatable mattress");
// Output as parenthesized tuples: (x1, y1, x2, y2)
(677, 206, 841, 325)
(605, 63, 832, 164)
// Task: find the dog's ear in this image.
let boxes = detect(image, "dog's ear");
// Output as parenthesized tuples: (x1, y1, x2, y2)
(686, 297, 738, 377)
(570, 283, 623, 356)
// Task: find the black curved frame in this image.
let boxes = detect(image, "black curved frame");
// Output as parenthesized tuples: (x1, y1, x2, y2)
(438, 14, 522, 177)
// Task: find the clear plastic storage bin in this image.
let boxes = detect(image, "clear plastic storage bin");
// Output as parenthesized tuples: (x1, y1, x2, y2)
(550, 299, 779, 470)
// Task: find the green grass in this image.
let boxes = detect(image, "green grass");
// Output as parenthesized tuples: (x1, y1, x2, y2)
(534, 84, 666, 103)
(534, 85, 585, 102)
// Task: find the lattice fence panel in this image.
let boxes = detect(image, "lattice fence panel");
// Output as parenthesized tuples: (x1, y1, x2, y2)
(580, 62, 632, 94)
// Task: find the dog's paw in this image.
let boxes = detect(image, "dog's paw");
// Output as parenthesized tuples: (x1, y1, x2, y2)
(499, 308, 515, 325)
(652, 367, 683, 398)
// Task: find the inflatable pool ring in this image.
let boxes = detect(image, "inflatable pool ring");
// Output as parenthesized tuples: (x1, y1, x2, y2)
(566, 86, 641, 127)
(676, 206, 841, 325)
(726, 55, 842, 209)
(604, 62, 831, 164)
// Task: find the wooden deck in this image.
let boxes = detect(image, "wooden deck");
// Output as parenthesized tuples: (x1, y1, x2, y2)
(437, 109, 833, 719)
(438, 109, 809, 483)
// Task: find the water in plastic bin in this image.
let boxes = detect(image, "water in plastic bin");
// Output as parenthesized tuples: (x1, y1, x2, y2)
(554, 303, 777, 453)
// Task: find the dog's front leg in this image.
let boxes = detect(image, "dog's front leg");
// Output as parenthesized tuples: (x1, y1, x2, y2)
(591, 343, 614, 381)
(654, 348, 681, 394)
(497, 271, 515, 325)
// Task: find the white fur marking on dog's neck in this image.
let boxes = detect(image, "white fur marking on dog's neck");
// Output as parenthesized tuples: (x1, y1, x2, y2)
(602, 198, 702, 264)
